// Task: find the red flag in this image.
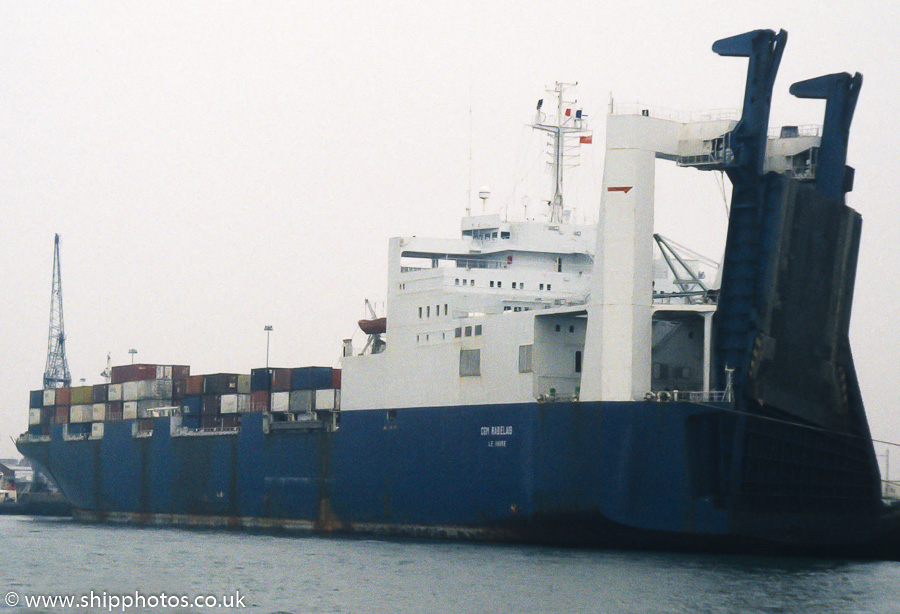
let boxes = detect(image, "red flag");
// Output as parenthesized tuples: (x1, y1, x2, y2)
(565, 108, 572, 116)
(580, 135, 592, 144)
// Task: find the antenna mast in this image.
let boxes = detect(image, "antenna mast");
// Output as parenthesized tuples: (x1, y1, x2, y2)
(43, 234, 71, 389)
(530, 81, 591, 224)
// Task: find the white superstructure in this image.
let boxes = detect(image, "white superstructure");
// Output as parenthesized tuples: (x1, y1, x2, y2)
(341, 86, 822, 410)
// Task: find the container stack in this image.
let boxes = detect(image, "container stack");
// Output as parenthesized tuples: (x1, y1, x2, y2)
(27, 363, 340, 437)
(181, 373, 250, 430)
(26, 363, 189, 438)
(251, 366, 341, 421)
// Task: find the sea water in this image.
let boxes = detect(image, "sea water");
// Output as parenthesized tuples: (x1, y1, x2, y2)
(1, 516, 898, 613)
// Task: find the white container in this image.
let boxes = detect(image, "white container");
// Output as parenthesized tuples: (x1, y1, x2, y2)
(290, 390, 314, 412)
(137, 399, 170, 418)
(42, 389, 56, 407)
(237, 394, 250, 413)
(123, 379, 173, 402)
(91, 403, 106, 422)
(156, 365, 173, 380)
(123, 401, 138, 420)
(108, 384, 123, 402)
(221, 394, 238, 414)
(70, 404, 92, 423)
(270, 391, 290, 412)
(28, 408, 42, 426)
(91, 422, 104, 438)
(315, 389, 339, 411)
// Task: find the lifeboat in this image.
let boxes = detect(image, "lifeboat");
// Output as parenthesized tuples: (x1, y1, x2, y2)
(358, 317, 387, 335)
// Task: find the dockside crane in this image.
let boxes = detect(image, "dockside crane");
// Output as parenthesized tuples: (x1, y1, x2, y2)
(43, 234, 71, 389)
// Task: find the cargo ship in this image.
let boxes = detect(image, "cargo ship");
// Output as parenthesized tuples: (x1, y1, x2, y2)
(17, 29, 900, 556)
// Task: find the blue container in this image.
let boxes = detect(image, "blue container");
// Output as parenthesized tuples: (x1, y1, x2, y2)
(27, 424, 42, 435)
(290, 367, 333, 391)
(29, 390, 43, 409)
(182, 395, 202, 417)
(251, 368, 274, 391)
(181, 415, 200, 430)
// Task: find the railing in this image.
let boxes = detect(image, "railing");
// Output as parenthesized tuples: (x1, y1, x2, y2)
(610, 102, 739, 123)
(768, 124, 822, 139)
(648, 390, 731, 403)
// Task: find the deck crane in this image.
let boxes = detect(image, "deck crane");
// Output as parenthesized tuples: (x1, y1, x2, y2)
(43, 234, 71, 389)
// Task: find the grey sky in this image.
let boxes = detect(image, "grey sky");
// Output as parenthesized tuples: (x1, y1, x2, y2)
(2, 2, 898, 463)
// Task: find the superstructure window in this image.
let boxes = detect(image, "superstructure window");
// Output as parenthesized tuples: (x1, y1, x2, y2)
(490, 281, 495, 288)
(464, 326, 472, 337)
(518, 345, 533, 373)
(575, 351, 582, 373)
(427, 306, 431, 317)
(474, 325, 482, 336)
(547, 284, 552, 291)
(557, 257, 562, 272)
(455, 327, 462, 338)
(459, 349, 481, 377)
(512, 282, 517, 289)
(540, 283, 544, 290)
(418, 307, 422, 318)
(444, 304, 448, 315)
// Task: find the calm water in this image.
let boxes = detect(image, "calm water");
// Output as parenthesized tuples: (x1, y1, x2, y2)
(1, 516, 898, 613)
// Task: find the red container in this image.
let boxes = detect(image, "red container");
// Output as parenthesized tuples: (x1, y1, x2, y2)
(111, 364, 158, 384)
(186, 375, 204, 395)
(137, 418, 154, 432)
(200, 415, 221, 429)
(107, 408, 123, 421)
(55, 406, 69, 424)
(56, 387, 72, 405)
(172, 365, 191, 380)
(271, 368, 292, 392)
(250, 390, 270, 412)
(221, 415, 241, 428)
(201, 394, 221, 415)
(331, 369, 342, 389)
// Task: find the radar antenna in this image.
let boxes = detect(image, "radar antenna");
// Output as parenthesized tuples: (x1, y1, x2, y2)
(43, 234, 71, 389)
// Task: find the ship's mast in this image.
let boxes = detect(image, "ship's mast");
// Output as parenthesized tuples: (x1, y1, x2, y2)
(531, 81, 591, 224)
(43, 234, 71, 389)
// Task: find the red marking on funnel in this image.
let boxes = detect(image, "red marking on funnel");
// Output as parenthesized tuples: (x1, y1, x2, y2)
(607, 186, 633, 193)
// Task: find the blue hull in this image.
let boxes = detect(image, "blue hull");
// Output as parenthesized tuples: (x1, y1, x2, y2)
(16, 401, 897, 555)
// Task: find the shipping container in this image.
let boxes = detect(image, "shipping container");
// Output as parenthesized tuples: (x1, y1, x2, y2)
(66, 422, 90, 437)
(186, 375, 204, 395)
(91, 403, 106, 422)
(172, 365, 190, 380)
(123, 402, 138, 420)
(71, 386, 93, 405)
(220, 394, 251, 414)
(291, 366, 333, 391)
(250, 390, 270, 412)
(201, 395, 221, 415)
(70, 405, 93, 423)
(331, 369, 342, 389)
(180, 414, 200, 430)
(123, 379, 173, 402)
(155, 365, 172, 380)
(172, 378, 186, 402)
(91, 423, 104, 438)
(199, 415, 220, 429)
(56, 387, 72, 405)
(182, 395, 202, 417)
(203, 373, 241, 395)
(27, 424, 43, 436)
(92, 384, 109, 403)
(315, 389, 340, 411)
(250, 368, 274, 391)
(28, 409, 42, 426)
(137, 418, 154, 432)
(55, 406, 69, 424)
(270, 391, 290, 412)
(110, 364, 157, 384)
(108, 383, 123, 402)
(29, 390, 44, 409)
(106, 407, 123, 422)
(221, 415, 241, 429)
(289, 389, 314, 413)
(221, 394, 238, 414)
(137, 400, 172, 418)
(237, 375, 251, 395)
(271, 368, 292, 392)
(42, 388, 56, 407)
